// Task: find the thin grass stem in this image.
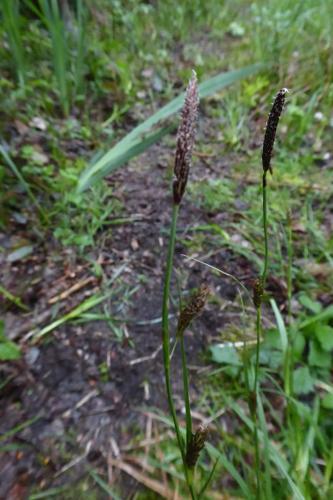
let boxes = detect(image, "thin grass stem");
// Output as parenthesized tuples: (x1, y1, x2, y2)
(262, 172, 269, 286)
(180, 333, 193, 448)
(162, 204, 184, 456)
(254, 306, 261, 499)
(161, 203, 196, 500)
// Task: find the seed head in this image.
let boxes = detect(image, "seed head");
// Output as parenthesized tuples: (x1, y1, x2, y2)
(185, 424, 208, 468)
(173, 71, 199, 205)
(262, 88, 288, 174)
(177, 284, 210, 336)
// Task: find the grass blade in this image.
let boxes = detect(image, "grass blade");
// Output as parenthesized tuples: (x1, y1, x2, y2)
(0, 145, 47, 222)
(198, 457, 219, 499)
(32, 293, 109, 340)
(205, 442, 251, 498)
(29, 485, 71, 499)
(0, 415, 40, 442)
(1, 0, 26, 87)
(89, 470, 122, 500)
(81, 125, 174, 188)
(78, 63, 263, 191)
(270, 298, 288, 355)
(227, 397, 305, 500)
(38, 0, 69, 115)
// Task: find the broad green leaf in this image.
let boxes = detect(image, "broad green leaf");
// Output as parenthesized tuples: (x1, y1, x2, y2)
(293, 331, 306, 359)
(0, 341, 21, 360)
(298, 294, 322, 314)
(78, 63, 262, 191)
(210, 344, 241, 365)
(259, 347, 283, 369)
(308, 340, 331, 368)
(300, 305, 333, 330)
(264, 328, 283, 350)
(321, 393, 333, 410)
(293, 366, 314, 395)
(314, 324, 333, 351)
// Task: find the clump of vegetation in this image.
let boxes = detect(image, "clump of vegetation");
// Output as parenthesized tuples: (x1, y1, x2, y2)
(161, 69, 332, 498)
(0, 1, 333, 498)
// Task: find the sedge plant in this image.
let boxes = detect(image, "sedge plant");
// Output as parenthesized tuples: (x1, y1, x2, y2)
(162, 72, 216, 499)
(250, 88, 287, 498)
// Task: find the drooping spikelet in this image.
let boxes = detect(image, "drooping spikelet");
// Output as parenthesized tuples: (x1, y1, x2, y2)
(262, 88, 288, 175)
(185, 424, 208, 468)
(173, 71, 199, 205)
(177, 284, 210, 336)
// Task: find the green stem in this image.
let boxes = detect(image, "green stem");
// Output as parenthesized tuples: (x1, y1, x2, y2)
(254, 306, 261, 499)
(252, 171, 269, 499)
(162, 204, 183, 454)
(286, 211, 293, 324)
(262, 172, 268, 286)
(162, 202, 196, 500)
(180, 332, 193, 448)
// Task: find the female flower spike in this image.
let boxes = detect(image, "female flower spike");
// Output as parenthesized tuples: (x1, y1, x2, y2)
(173, 71, 199, 205)
(262, 88, 288, 174)
(185, 424, 208, 468)
(177, 284, 210, 336)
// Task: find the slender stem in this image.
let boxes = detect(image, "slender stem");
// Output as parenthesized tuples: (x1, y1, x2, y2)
(252, 171, 269, 499)
(262, 172, 268, 286)
(162, 202, 196, 500)
(286, 211, 293, 324)
(180, 332, 193, 448)
(254, 307, 261, 402)
(162, 204, 184, 457)
(254, 306, 261, 499)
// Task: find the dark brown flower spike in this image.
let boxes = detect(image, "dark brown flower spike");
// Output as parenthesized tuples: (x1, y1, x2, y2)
(262, 88, 288, 175)
(173, 71, 199, 205)
(177, 284, 210, 336)
(185, 424, 208, 468)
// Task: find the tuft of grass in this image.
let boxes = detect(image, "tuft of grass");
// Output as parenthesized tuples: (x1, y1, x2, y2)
(1, 0, 26, 87)
(26, 0, 87, 115)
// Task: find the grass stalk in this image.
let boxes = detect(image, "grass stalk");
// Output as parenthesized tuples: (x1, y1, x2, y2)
(162, 204, 197, 499)
(252, 88, 287, 498)
(253, 306, 261, 499)
(180, 333, 193, 449)
(161, 204, 184, 458)
(161, 72, 200, 499)
(262, 172, 269, 287)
